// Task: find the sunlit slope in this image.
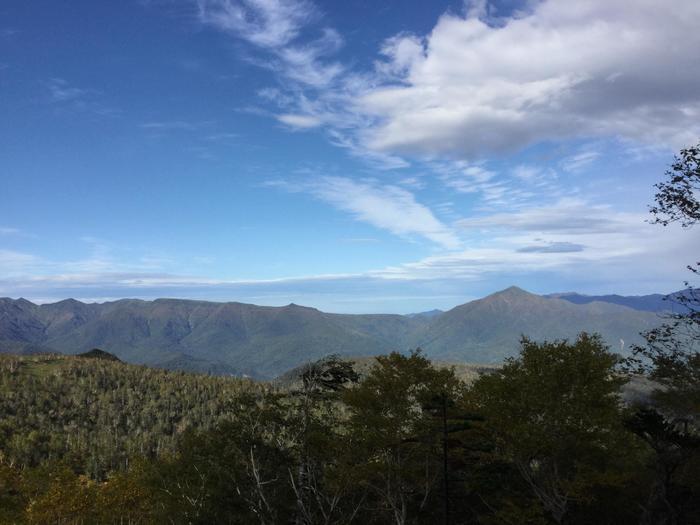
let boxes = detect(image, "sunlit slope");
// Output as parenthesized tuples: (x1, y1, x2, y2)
(414, 287, 659, 362)
(0, 287, 661, 377)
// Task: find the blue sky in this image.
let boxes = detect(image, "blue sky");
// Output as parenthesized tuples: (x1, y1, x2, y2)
(1, 0, 699, 312)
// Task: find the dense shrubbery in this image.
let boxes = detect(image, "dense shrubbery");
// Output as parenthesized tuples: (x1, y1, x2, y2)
(0, 336, 698, 524)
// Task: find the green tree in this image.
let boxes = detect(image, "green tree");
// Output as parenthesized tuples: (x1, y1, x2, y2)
(466, 333, 632, 524)
(625, 140, 700, 525)
(288, 355, 361, 525)
(342, 350, 464, 525)
(624, 409, 700, 525)
(630, 139, 699, 423)
(0, 462, 25, 524)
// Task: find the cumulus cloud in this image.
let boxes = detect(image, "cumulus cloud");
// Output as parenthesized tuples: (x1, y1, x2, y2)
(270, 176, 461, 249)
(362, 0, 700, 159)
(192, 0, 700, 166)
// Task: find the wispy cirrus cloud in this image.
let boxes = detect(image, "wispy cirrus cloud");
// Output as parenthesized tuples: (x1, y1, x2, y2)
(46, 78, 120, 116)
(517, 242, 584, 254)
(1, 28, 19, 39)
(456, 198, 639, 234)
(276, 113, 323, 129)
(140, 120, 213, 131)
(0, 249, 42, 275)
(269, 176, 461, 249)
(197, 0, 342, 89)
(2, 211, 698, 310)
(560, 149, 600, 173)
(197, 0, 316, 48)
(47, 78, 90, 102)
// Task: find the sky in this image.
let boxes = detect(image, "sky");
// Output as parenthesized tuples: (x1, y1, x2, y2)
(1, 0, 699, 313)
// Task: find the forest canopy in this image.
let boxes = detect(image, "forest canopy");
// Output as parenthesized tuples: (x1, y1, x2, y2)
(0, 336, 698, 524)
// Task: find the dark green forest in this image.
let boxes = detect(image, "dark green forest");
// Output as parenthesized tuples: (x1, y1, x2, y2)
(0, 332, 698, 524)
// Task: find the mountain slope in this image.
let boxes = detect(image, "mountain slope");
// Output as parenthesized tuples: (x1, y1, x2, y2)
(413, 287, 659, 363)
(0, 298, 417, 378)
(0, 288, 662, 377)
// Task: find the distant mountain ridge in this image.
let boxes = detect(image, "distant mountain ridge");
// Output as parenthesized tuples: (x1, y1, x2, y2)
(0, 287, 665, 378)
(548, 290, 690, 313)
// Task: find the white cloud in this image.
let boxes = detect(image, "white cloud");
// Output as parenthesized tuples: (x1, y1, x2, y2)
(374, 211, 700, 285)
(434, 161, 497, 194)
(276, 113, 323, 129)
(0, 250, 41, 275)
(192, 0, 700, 167)
(512, 165, 543, 182)
(2, 212, 697, 310)
(196, 0, 316, 48)
(361, 0, 700, 159)
(142, 0, 700, 303)
(46, 78, 120, 116)
(140, 120, 211, 131)
(197, 0, 342, 88)
(47, 78, 89, 102)
(560, 150, 600, 172)
(376, 33, 424, 78)
(276, 28, 344, 87)
(457, 198, 638, 234)
(271, 176, 461, 249)
(517, 242, 584, 253)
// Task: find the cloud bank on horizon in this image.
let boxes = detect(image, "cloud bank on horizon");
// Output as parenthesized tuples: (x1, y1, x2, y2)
(1, 0, 699, 312)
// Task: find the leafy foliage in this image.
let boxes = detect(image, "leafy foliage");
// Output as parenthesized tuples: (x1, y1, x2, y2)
(466, 334, 636, 524)
(0, 341, 698, 524)
(621, 140, 700, 525)
(650, 142, 700, 227)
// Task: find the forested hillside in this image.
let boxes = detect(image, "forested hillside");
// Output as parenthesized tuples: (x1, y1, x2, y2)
(1, 338, 698, 524)
(0, 353, 259, 478)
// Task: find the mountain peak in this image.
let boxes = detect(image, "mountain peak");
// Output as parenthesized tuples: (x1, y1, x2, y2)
(54, 298, 84, 306)
(284, 303, 319, 313)
(495, 286, 532, 297)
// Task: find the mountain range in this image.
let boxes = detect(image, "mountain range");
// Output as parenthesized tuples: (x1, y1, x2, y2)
(0, 287, 671, 378)
(549, 291, 690, 313)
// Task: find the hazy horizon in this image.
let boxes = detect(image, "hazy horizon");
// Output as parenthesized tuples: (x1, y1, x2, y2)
(1, 284, 686, 316)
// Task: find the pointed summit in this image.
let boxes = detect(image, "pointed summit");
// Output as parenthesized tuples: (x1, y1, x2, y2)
(502, 285, 528, 294)
(488, 286, 534, 299)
